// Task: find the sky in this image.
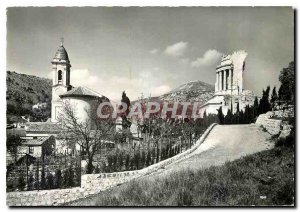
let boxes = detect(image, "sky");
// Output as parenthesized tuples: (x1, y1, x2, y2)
(7, 7, 294, 101)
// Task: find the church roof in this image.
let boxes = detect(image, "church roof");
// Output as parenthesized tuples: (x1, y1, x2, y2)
(52, 44, 70, 63)
(59, 86, 109, 100)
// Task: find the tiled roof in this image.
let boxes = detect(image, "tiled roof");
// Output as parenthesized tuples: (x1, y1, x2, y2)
(22, 136, 50, 146)
(60, 86, 109, 100)
(25, 122, 62, 132)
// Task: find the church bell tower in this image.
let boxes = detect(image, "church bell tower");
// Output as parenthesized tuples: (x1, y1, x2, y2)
(51, 39, 72, 122)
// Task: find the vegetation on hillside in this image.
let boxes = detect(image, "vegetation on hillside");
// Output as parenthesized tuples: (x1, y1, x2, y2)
(6, 71, 52, 123)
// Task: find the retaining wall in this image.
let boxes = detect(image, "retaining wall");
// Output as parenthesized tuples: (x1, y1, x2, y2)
(7, 123, 217, 206)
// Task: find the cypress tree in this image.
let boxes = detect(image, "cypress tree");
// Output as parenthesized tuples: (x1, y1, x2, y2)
(125, 154, 130, 170)
(217, 106, 225, 125)
(28, 172, 34, 191)
(18, 174, 26, 191)
(253, 97, 259, 117)
(54, 169, 62, 189)
(34, 160, 40, 190)
(63, 168, 70, 188)
(40, 164, 46, 189)
(270, 86, 278, 109)
(46, 172, 54, 189)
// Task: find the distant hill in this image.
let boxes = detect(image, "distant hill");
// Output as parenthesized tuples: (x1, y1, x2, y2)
(6, 71, 52, 123)
(132, 80, 215, 109)
(159, 80, 214, 104)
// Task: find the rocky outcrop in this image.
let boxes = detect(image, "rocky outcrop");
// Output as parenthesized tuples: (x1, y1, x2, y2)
(255, 107, 294, 136)
(256, 112, 282, 135)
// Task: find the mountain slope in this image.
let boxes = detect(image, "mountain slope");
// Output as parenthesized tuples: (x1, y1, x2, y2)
(6, 71, 52, 122)
(159, 80, 214, 104)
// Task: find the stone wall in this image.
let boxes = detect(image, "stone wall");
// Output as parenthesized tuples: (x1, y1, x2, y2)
(255, 112, 282, 135)
(7, 123, 217, 206)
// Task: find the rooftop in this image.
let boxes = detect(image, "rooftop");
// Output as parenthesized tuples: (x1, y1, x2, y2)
(25, 122, 62, 133)
(22, 136, 51, 146)
(52, 44, 70, 63)
(60, 86, 109, 100)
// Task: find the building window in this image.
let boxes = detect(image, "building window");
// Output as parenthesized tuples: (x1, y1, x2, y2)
(29, 146, 34, 154)
(58, 70, 62, 84)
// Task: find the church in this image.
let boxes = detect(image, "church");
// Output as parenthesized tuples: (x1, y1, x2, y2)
(50, 41, 110, 124)
(23, 41, 111, 156)
(199, 50, 256, 117)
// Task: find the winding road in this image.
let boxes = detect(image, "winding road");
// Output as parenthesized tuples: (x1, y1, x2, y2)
(153, 124, 273, 175)
(67, 124, 273, 206)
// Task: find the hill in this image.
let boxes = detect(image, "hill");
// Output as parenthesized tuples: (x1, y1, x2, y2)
(133, 80, 215, 106)
(6, 71, 52, 123)
(159, 80, 214, 104)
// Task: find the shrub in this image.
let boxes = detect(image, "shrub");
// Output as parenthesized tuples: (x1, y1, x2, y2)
(275, 125, 295, 148)
(94, 165, 100, 174)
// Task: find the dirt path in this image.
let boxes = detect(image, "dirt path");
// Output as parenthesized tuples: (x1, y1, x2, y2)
(66, 124, 273, 206)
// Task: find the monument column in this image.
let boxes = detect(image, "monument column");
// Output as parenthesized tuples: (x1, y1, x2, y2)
(216, 72, 219, 91)
(219, 71, 222, 90)
(228, 68, 232, 91)
(223, 70, 226, 91)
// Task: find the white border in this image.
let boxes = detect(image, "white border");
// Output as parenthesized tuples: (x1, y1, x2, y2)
(1, 1, 298, 211)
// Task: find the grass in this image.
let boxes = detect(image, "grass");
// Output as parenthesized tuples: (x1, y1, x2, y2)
(67, 145, 294, 206)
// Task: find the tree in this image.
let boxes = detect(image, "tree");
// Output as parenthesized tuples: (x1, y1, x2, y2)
(40, 163, 46, 189)
(6, 135, 22, 163)
(217, 107, 225, 125)
(259, 86, 271, 114)
(54, 169, 62, 189)
(224, 109, 233, 124)
(278, 61, 295, 103)
(253, 96, 259, 118)
(18, 174, 26, 191)
(34, 160, 40, 190)
(270, 86, 278, 109)
(57, 100, 115, 174)
(125, 154, 130, 170)
(46, 172, 54, 189)
(28, 173, 34, 191)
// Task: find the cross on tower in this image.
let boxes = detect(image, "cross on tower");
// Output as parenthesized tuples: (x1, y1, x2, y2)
(60, 37, 64, 46)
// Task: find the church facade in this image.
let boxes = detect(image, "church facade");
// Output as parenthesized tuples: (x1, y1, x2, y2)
(199, 50, 256, 117)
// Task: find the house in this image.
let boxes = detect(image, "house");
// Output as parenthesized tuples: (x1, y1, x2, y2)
(19, 136, 56, 158)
